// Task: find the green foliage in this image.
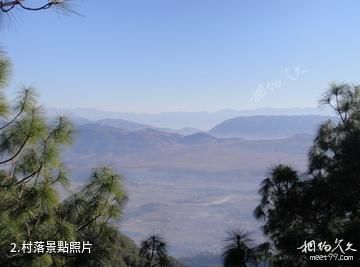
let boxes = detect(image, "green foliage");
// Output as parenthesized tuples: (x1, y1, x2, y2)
(0, 52, 10, 115)
(254, 83, 360, 266)
(0, 52, 183, 267)
(0, 52, 147, 267)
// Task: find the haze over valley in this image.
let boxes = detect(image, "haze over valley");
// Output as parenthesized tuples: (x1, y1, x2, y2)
(63, 111, 322, 256)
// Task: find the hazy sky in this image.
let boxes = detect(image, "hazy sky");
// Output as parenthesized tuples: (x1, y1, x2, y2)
(1, 0, 360, 113)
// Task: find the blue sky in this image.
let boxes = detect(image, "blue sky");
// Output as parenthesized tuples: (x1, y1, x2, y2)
(2, 0, 360, 113)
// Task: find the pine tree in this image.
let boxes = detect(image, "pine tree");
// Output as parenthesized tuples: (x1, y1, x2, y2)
(254, 83, 360, 266)
(0, 51, 129, 267)
(139, 235, 170, 267)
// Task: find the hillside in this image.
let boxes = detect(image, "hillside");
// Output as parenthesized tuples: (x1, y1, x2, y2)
(209, 115, 332, 139)
(72, 124, 183, 154)
(180, 132, 219, 145)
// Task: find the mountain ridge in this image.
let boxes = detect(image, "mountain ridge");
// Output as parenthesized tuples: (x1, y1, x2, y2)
(48, 107, 333, 129)
(209, 115, 334, 139)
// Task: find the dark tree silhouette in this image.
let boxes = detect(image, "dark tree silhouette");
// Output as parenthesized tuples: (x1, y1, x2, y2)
(0, 0, 74, 14)
(139, 235, 170, 267)
(222, 229, 256, 267)
(222, 228, 272, 267)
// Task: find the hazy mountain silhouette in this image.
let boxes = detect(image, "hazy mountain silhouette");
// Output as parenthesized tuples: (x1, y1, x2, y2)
(49, 107, 332, 130)
(159, 127, 202, 136)
(72, 124, 182, 154)
(209, 115, 333, 139)
(181, 132, 219, 145)
(96, 118, 153, 131)
(70, 115, 330, 156)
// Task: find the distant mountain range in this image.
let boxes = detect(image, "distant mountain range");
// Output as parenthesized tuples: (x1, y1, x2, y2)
(69, 114, 333, 140)
(66, 121, 314, 176)
(70, 117, 202, 136)
(49, 107, 333, 130)
(95, 118, 152, 131)
(71, 123, 226, 155)
(71, 124, 183, 155)
(209, 115, 334, 139)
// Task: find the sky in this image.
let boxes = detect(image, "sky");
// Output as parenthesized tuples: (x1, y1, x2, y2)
(1, 0, 360, 113)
